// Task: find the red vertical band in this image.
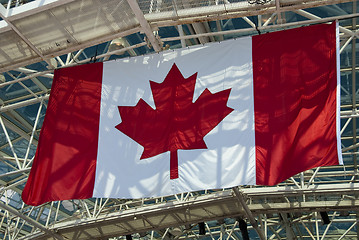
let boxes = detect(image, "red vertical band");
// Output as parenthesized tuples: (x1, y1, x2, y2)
(253, 23, 339, 185)
(22, 62, 103, 206)
(170, 150, 179, 179)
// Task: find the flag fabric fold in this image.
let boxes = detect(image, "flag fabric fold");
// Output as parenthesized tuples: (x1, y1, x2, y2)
(22, 22, 342, 206)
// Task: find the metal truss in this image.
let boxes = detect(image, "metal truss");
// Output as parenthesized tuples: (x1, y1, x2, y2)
(0, 0, 359, 239)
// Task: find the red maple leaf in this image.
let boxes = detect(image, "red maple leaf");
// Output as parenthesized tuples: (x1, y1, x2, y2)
(116, 63, 233, 179)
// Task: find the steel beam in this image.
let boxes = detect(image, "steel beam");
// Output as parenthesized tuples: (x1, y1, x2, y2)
(0, 201, 63, 239)
(5, 0, 77, 21)
(19, 182, 359, 239)
(232, 187, 266, 240)
(0, 94, 49, 113)
(0, 11, 53, 68)
(126, 0, 162, 52)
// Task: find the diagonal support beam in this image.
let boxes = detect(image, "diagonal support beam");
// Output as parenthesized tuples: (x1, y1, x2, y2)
(294, 9, 355, 36)
(233, 187, 266, 240)
(0, 9, 54, 68)
(0, 200, 63, 239)
(126, 0, 162, 52)
(0, 116, 38, 145)
(280, 213, 297, 240)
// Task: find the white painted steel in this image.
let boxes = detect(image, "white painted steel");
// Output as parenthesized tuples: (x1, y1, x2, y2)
(0, 0, 359, 239)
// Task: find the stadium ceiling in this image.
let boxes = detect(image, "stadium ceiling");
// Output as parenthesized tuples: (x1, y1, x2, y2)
(0, 0, 359, 239)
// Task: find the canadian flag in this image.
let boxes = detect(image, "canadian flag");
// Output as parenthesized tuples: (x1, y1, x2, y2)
(22, 22, 342, 206)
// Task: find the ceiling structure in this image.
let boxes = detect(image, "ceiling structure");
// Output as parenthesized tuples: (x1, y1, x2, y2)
(0, 0, 359, 239)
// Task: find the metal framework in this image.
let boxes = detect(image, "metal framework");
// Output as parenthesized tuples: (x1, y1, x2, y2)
(0, 0, 359, 239)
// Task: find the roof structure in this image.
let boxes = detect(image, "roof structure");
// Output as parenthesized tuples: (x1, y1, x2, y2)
(0, 0, 358, 239)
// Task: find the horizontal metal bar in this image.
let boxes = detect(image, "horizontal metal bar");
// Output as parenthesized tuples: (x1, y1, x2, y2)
(0, 168, 30, 178)
(22, 182, 359, 239)
(0, 94, 49, 112)
(0, 70, 52, 88)
(160, 12, 359, 43)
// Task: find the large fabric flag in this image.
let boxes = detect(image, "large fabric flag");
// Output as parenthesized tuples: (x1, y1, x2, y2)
(22, 22, 342, 206)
